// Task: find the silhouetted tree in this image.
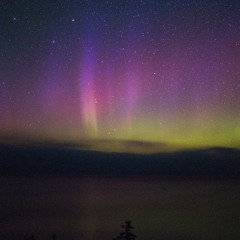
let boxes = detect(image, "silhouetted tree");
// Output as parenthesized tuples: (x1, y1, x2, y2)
(51, 234, 57, 240)
(24, 234, 35, 240)
(113, 220, 137, 240)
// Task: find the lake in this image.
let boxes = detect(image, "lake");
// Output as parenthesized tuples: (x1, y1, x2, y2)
(0, 176, 240, 240)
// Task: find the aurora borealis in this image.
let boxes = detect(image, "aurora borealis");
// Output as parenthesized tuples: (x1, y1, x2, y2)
(1, 1, 240, 153)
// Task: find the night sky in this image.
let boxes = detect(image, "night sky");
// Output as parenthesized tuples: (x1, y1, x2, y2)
(1, 0, 240, 153)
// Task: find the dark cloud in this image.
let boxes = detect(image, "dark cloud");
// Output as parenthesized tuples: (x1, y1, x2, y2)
(122, 140, 167, 148)
(0, 141, 240, 177)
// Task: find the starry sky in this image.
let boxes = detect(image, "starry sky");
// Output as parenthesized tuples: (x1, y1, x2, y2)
(0, 0, 240, 153)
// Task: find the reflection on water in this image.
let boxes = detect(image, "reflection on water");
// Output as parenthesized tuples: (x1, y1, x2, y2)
(0, 176, 240, 240)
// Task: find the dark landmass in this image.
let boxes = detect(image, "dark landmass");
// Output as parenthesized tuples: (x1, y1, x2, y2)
(0, 143, 240, 177)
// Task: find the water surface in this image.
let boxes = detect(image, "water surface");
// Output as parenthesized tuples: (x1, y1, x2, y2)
(0, 176, 240, 240)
